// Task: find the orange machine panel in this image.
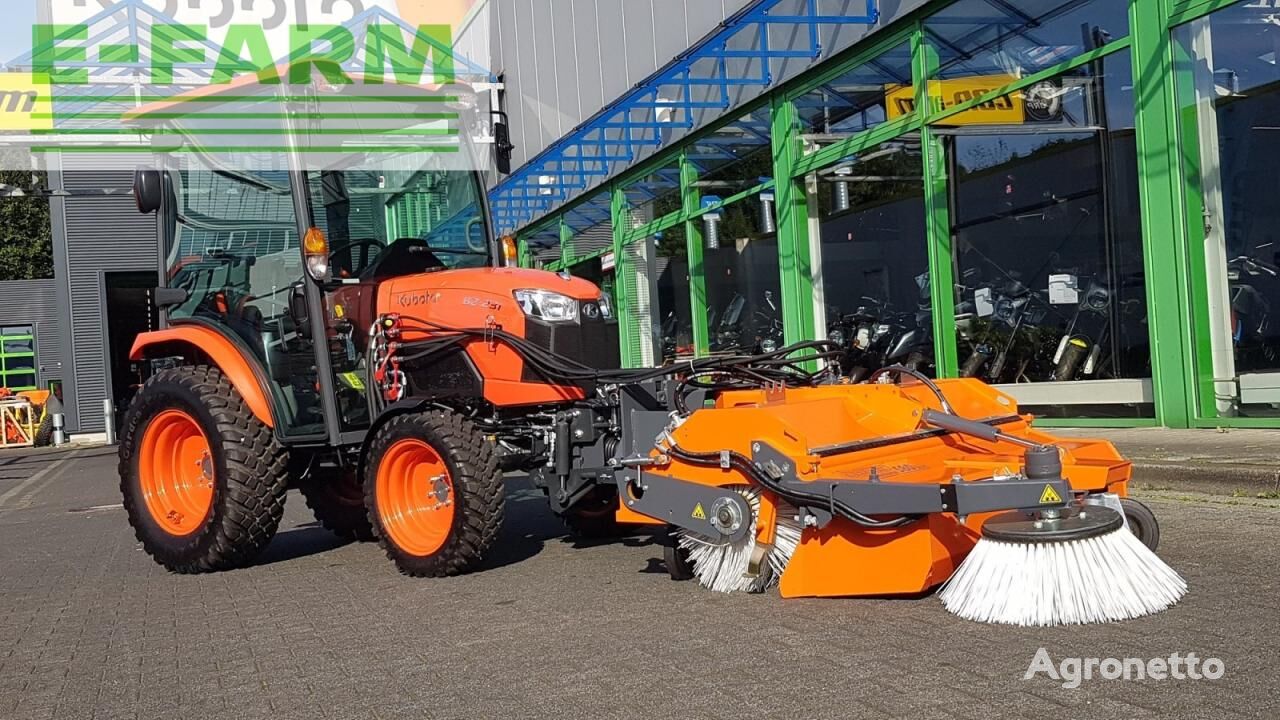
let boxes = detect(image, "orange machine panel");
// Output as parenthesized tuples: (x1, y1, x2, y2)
(635, 378, 1134, 597)
(130, 326, 275, 428)
(378, 268, 605, 408)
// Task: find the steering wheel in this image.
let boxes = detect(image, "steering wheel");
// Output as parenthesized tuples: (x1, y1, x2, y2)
(329, 238, 385, 279)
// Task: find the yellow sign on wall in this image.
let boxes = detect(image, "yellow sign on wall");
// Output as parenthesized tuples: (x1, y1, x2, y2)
(0, 73, 52, 132)
(886, 74, 1023, 125)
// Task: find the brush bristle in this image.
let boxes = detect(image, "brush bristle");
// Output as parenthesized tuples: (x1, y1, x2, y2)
(939, 527, 1187, 626)
(678, 488, 802, 593)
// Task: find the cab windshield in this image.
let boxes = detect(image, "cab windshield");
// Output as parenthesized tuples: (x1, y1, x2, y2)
(309, 168, 492, 280)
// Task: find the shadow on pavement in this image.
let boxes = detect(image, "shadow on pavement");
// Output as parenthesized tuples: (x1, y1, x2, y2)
(248, 476, 563, 570)
(247, 475, 670, 571)
(253, 525, 352, 567)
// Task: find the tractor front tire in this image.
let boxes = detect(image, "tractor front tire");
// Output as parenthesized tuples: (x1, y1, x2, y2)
(300, 467, 375, 541)
(364, 410, 504, 577)
(119, 366, 289, 573)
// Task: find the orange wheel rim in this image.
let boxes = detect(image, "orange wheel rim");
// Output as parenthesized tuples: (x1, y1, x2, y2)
(138, 410, 214, 536)
(376, 438, 456, 557)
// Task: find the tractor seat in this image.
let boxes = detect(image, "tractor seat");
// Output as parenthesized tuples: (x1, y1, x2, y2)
(359, 237, 445, 283)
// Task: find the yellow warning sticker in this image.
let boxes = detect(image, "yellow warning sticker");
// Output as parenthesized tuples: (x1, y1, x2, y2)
(691, 503, 707, 521)
(1040, 485, 1063, 505)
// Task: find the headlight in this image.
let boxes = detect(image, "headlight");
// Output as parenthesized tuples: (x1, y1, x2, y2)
(760, 338, 779, 353)
(596, 292, 614, 320)
(514, 289, 579, 322)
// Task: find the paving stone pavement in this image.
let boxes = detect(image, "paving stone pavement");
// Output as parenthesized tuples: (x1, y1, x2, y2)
(0, 446, 1276, 719)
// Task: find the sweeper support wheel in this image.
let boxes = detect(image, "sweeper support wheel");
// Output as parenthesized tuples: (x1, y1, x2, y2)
(1120, 497, 1160, 551)
(118, 366, 289, 573)
(364, 410, 505, 577)
(663, 529, 695, 581)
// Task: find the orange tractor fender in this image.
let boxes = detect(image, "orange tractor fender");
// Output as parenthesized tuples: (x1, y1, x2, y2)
(130, 327, 275, 428)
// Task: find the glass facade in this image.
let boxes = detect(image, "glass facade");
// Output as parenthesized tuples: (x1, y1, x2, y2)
(1176, 4, 1280, 418)
(516, 0, 1280, 427)
(794, 41, 914, 151)
(702, 198, 783, 355)
(945, 50, 1152, 417)
(812, 134, 934, 378)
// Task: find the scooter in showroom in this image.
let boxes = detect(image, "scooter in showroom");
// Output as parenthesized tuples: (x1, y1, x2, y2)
(1228, 254, 1279, 371)
(827, 298, 887, 380)
(960, 280, 1050, 384)
(1048, 275, 1114, 382)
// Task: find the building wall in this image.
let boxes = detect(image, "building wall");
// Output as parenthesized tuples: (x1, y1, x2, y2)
(0, 279, 63, 390)
(51, 157, 159, 433)
(492, 0, 757, 170)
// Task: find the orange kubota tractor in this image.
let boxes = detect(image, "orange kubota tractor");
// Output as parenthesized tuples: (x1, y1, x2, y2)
(119, 77, 1162, 596)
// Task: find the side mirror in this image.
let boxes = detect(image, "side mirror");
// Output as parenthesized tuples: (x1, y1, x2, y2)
(492, 113, 514, 175)
(133, 168, 163, 214)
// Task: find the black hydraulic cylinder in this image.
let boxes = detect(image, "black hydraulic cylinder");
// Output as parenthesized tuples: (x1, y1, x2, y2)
(921, 409, 999, 442)
(554, 414, 572, 478)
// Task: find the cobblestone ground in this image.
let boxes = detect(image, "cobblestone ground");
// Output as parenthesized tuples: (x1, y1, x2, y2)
(0, 446, 1276, 719)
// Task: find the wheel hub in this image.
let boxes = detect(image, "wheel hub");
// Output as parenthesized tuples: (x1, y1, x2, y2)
(138, 410, 215, 537)
(376, 438, 457, 557)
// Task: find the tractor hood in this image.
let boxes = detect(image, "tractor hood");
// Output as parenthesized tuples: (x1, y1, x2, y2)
(382, 267, 603, 302)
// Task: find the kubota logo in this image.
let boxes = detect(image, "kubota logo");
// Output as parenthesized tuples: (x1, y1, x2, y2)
(396, 292, 441, 308)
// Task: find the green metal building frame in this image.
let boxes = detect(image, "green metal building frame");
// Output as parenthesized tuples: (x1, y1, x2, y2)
(514, 0, 1271, 429)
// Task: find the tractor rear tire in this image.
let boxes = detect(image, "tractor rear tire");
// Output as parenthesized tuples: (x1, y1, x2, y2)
(364, 410, 504, 577)
(118, 366, 288, 573)
(563, 486, 634, 539)
(300, 467, 375, 541)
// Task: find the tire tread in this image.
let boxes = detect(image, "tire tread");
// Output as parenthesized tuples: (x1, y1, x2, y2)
(364, 410, 504, 577)
(118, 366, 288, 573)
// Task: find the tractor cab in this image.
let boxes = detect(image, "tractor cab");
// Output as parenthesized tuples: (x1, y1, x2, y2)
(129, 73, 512, 443)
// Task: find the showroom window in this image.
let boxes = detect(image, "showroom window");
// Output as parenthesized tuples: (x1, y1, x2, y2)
(811, 134, 934, 378)
(687, 107, 783, 356)
(523, 222, 562, 269)
(618, 227, 693, 366)
(700, 198, 783, 355)
(621, 158, 683, 232)
(1175, 2, 1280, 418)
(1, 326, 38, 391)
(793, 40, 915, 154)
(942, 49, 1151, 417)
(927, 0, 1130, 85)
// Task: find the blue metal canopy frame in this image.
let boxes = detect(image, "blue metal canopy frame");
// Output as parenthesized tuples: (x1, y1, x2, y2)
(489, 0, 880, 235)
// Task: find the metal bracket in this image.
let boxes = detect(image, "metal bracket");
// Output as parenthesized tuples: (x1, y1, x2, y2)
(618, 472, 753, 543)
(751, 442, 1072, 519)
